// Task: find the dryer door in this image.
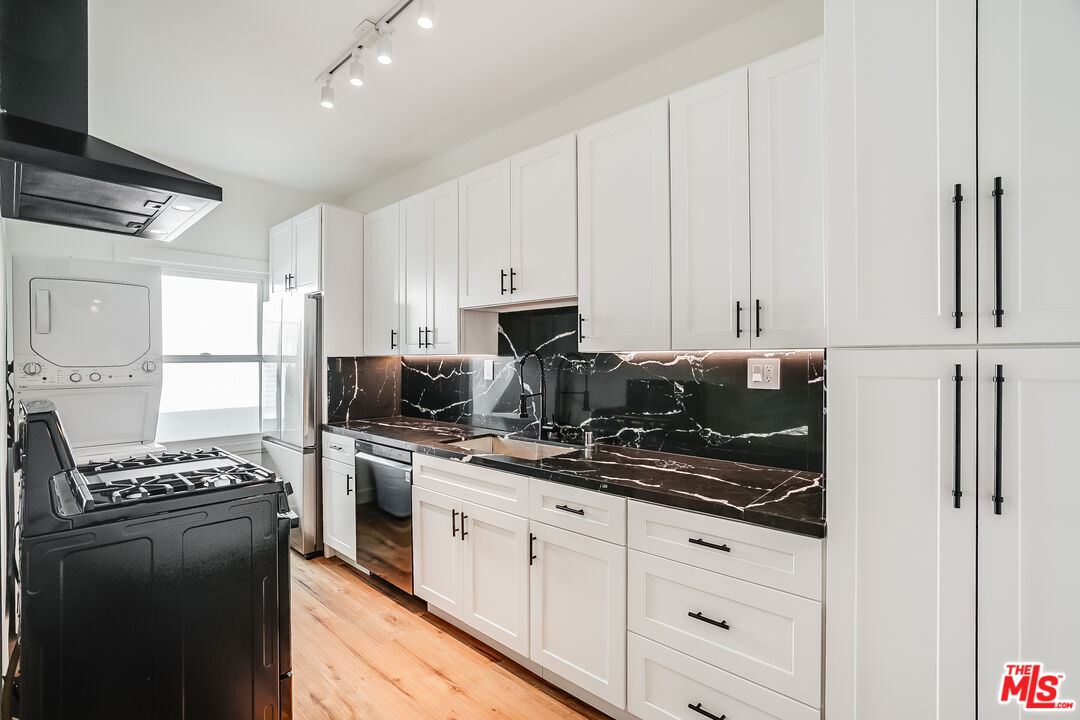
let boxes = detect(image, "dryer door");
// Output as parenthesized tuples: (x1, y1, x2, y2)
(29, 278, 152, 367)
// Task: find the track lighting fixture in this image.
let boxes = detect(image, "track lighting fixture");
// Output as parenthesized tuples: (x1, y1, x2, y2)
(417, 0, 435, 29)
(348, 53, 365, 86)
(320, 78, 335, 109)
(376, 26, 393, 64)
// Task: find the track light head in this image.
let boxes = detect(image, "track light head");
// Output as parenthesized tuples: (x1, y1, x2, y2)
(320, 77, 335, 109)
(376, 26, 393, 64)
(417, 0, 436, 29)
(349, 53, 365, 86)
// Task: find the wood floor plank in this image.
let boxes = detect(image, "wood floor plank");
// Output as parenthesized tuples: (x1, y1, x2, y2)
(291, 555, 611, 720)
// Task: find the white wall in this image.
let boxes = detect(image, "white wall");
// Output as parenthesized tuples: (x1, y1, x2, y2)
(345, 0, 822, 212)
(3, 157, 331, 263)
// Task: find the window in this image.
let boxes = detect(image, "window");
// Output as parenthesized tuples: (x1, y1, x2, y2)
(156, 273, 263, 443)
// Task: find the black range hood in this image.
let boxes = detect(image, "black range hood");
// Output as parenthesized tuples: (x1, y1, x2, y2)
(0, 0, 222, 242)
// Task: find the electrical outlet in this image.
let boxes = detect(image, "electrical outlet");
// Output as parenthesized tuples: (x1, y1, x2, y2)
(483, 358, 495, 381)
(747, 357, 781, 390)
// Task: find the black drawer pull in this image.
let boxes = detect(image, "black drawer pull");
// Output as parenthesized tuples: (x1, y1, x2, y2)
(555, 504, 585, 515)
(992, 177, 1005, 326)
(688, 611, 730, 630)
(452, 508, 458, 537)
(529, 533, 536, 565)
(689, 537, 731, 553)
(952, 364, 963, 509)
(688, 703, 725, 720)
(509, 267, 517, 293)
(578, 313, 585, 342)
(952, 183, 964, 328)
(755, 299, 763, 337)
(992, 365, 1005, 514)
(735, 300, 742, 338)
(346, 474, 353, 495)
(461, 512, 469, 540)
(500, 269, 508, 295)
(390, 329, 397, 349)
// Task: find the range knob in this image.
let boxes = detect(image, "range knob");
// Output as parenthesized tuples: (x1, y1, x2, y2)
(89, 372, 102, 382)
(22, 362, 41, 375)
(69, 372, 82, 383)
(142, 360, 157, 373)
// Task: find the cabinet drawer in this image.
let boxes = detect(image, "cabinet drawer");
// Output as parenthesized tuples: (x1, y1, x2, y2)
(413, 455, 529, 517)
(529, 479, 626, 543)
(628, 500, 822, 600)
(628, 550, 821, 707)
(321, 432, 355, 465)
(628, 633, 819, 720)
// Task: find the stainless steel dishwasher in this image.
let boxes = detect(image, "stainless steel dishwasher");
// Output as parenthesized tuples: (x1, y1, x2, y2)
(353, 439, 414, 594)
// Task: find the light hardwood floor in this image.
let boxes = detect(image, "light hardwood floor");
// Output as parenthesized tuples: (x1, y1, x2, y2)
(291, 555, 611, 720)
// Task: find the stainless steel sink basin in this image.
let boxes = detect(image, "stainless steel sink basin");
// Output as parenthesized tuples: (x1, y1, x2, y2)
(448, 436, 576, 461)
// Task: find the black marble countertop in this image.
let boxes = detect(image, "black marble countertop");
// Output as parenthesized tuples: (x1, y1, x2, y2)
(323, 417, 825, 538)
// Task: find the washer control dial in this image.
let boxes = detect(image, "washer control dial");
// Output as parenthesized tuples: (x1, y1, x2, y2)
(22, 362, 42, 375)
(142, 360, 157, 373)
(89, 372, 102, 382)
(69, 372, 82, 383)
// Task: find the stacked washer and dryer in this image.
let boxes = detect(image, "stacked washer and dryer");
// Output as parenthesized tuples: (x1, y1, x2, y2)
(11, 256, 164, 461)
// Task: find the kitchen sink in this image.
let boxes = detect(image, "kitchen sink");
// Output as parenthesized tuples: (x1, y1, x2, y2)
(447, 435, 576, 461)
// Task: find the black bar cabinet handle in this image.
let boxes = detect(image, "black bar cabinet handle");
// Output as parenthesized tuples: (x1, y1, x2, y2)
(578, 314, 585, 342)
(555, 504, 585, 516)
(500, 269, 508, 295)
(452, 508, 458, 537)
(688, 611, 730, 630)
(418, 327, 425, 349)
(755, 299, 762, 338)
(735, 300, 742, 338)
(689, 537, 731, 553)
(461, 513, 469, 540)
(390, 329, 397, 349)
(993, 365, 1005, 514)
(424, 327, 432, 348)
(952, 364, 963, 509)
(529, 533, 537, 565)
(509, 267, 517, 293)
(952, 184, 963, 328)
(688, 703, 726, 720)
(992, 177, 1004, 327)
(346, 474, 353, 496)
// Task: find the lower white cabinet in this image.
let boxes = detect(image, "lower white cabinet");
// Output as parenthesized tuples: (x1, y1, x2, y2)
(321, 457, 356, 561)
(627, 633, 819, 720)
(529, 520, 627, 709)
(413, 485, 464, 615)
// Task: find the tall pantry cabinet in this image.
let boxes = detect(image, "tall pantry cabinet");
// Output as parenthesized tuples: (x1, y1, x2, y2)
(826, 1, 1080, 718)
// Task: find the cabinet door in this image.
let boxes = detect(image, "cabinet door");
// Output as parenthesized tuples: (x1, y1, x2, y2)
(577, 99, 671, 352)
(458, 159, 511, 308)
(363, 205, 401, 356)
(428, 180, 460, 354)
(978, 1, 1080, 344)
(460, 502, 530, 656)
(509, 134, 577, 303)
(412, 486, 463, 616)
(399, 192, 429, 355)
(826, 348, 976, 720)
(826, 0, 977, 346)
(321, 457, 356, 561)
(530, 521, 626, 708)
(749, 39, 826, 349)
(291, 205, 322, 294)
(978, 349, 1080, 719)
(670, 68, 750, 351)
(269, 219, 293, 296)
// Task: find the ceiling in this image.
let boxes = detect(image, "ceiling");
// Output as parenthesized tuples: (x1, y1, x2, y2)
(88, 0, 780, 198)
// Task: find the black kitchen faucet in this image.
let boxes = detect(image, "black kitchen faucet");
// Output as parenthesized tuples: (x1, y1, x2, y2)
(518, 350, 559, 441)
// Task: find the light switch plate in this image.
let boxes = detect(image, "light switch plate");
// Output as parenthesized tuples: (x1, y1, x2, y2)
(747, 357, 781, 390)
(483, 358, 495, 381)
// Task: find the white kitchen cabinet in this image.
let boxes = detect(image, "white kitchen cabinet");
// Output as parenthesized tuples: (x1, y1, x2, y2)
(977, 1, 1080, 344)
(749, 38, 825, 349)
(509, 134, 577, 304)
(529, 520, 626, 708)
(977, 348, 1080, 720)
(269, 205, 323, 296)
(669, 68, 751, 351)
(826, 348, 977, 720)
(412, 485, 463, 616)
(460, 501, 530, 657)
(458, 160, 511, 308)
(269, 220, 292, 296)
(321, 457, 356, 561)
(400, 181, 460, 355)
(363, 204, 401, 356)
(826, 0, 977, 347)
(577, 99, 670, 352)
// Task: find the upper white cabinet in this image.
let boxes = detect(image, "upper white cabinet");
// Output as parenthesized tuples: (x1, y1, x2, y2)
(399, 180, 460, 355)
(363, 204, 401, 356)
(270, 205, 323, 296)
(577, 99, 671, 352)
(826, 348, 977, 719)
(826, 0, 977, 347)
(458, 160, 511, 307)
(509, 134, 578, 304)
(669, 68, 751, 350)
(977, 1, 1080, 344)
(749, 39, 826, 349)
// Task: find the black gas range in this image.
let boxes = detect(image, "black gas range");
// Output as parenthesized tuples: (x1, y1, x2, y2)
(12, 402, 295, 720)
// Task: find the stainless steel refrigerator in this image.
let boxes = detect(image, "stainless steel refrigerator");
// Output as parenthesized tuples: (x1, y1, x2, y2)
(261, 293, 321, 556)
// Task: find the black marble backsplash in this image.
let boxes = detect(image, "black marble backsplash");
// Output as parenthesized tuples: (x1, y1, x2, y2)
(329, 307, 824, 473)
